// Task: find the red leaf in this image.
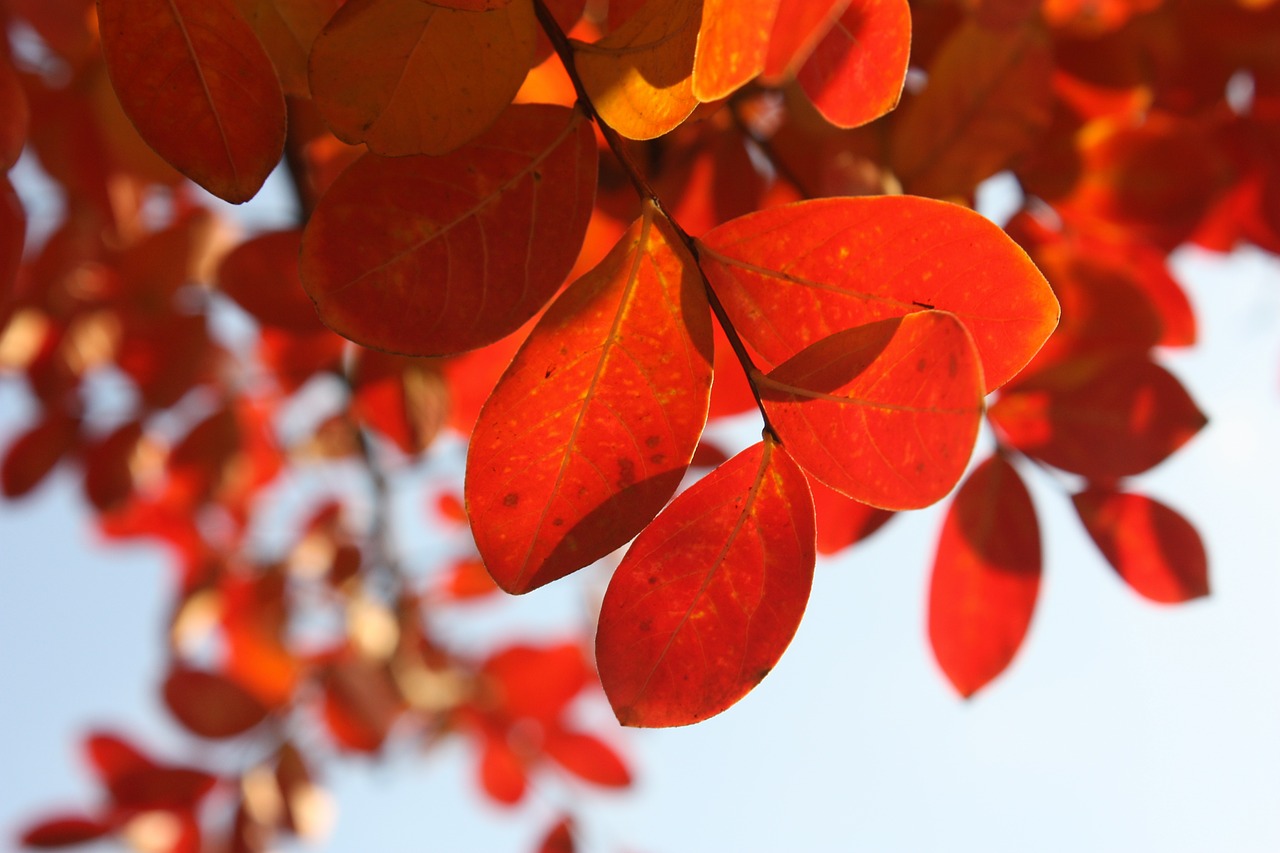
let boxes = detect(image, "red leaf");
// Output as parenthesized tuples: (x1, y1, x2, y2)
(699, 196, 1058, 392)
(536, 817, 576, 853)
(216, 230, 319, 332)
(1073, 488, 1209, 603)
(82, 421, 143, 512)
(97, 0, 286, 202)
(542, 729, 631, 787)
(2, 411, 79, 499)
(596, 439, 816, 727)
(484, 643, 591, 722)
(466, 206, 713, 593)
(85, 733, 217, 810)
(762, 0, 850, 80)
(350, 350, 448, 455)
(162, 667, 271, 739)
(796, 0, 911, 128)
(759, 311, 984, 509)
(478, 729, 528, 805)
(810, 477, 894, 555)
(692, 0, 781, 102)
(989, 354, 1207, 479)
(928, 454, 1040, 698)
(0, 176, 22, 303)
(0, 51, 28, 169)
(19, 815, 113, 848)
(299, 104, 597, 356)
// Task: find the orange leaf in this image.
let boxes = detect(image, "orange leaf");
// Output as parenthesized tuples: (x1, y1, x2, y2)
(573, 0, 703, 139)
(596, 438, 815, 727)
(760, 311, 984, 509)
(692, 0, 780, 102)
(309, 0, 536, 155)
(1073, 487, 1209, 603)
(162, 667, 271, 739)
(889, 19, 1053, 198)
(698, 196, 1058, 392)
(299, 104, 596, 356)
(989, 354, 1207, 479)
(762, 0, 850, 81)
(796, 0, 911, 128)
(97, 0, 286, 203)
(928, 454, 1040, 698)
(466, 206, 713, 593)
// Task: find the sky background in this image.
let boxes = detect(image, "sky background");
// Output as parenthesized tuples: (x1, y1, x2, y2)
(1, 168, 1279, 853)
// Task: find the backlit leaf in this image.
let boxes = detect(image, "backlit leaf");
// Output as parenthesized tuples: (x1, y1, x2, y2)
(692, 0, 780, 102)
(699, 196, 1058, 391)
(796, 0, 911, 128)
(596, 438, 815, 727)
(989, 354, 1207, 479)
(163, 666, 271, 738)
(466, 206, 713, 593)
(1073, 487, 1209, 603)
(97, 0, 286, 203)
(810, 477, 894, 555)
(542, 730, 632, 786)
(300, 104, 596, 356)
(890, 19, 1053, 198)
(759, 311, 984, 509)
(928, 453, 1040, 698)
(762, 0, 850, 81)
(573, 0, 703, 139)
(309, 0, 537, 155)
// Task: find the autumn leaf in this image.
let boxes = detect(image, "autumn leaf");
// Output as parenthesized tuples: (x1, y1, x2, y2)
(596, 438, 815, 727)
(759, 311, 984, 509)
(466, 204, 713, 594)
(699, 196, 1058, 391)
(1073, 487, 1209, 603)
(573, 0, 703, 139)
(0, 51, 28, 169)
(162, 667, 271, 739)
(809, 477, 894, 555)
(692, 0, 780, 102)
(1, 176, 22, 303)
(299, 104, 597, 356)
(309, 0, 537, 155)
(796, 0, 912, 129)
(215, 230, 319, 332)
(762, 0, 850, 81)
(97, 0, 286, 203)
(928, 453, 1040, 698)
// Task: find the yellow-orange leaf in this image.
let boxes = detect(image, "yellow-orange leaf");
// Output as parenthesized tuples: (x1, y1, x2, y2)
(596, 439, 815, 727)
(796, 0, 911, 128)
(698, 196, 1058, 392)
(309, 0, 536, 156)
(692, 0, 780, 102)
(466, 205, 713, 594)
(890, 19, 1053, 198)
(573, 0, 703, 139)
(299, 104, 596, 356)
(760, 311, 984, 509)
(97, 0, 286, 203)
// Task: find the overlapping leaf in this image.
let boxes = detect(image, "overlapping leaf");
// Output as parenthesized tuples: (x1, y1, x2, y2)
(299, 104, 596, 356)
(1073, 487, 1209, 603)
(928, 453, 1040, 698)
(759, 311, 984, 509)
(796, 0, 912, 128)
(466, 205, 713, 594)
(698, 196, 1058, 391)
(97, 0, 286, 203)
(596, 439, 815, 727)
(309, 0, 537, 155)
(573, 0, 703, 139)
(762, 0, 850, 80)
(692, 0, 780, 102)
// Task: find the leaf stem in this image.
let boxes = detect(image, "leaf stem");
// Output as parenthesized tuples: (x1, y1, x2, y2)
(531, 0, 781, 443)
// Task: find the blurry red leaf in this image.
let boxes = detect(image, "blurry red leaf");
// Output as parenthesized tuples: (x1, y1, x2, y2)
(536, 817, 576, 853)
(796, 0, 911, 128)
(542, 730, 631, 787)
(319, 655, 404, 753)
(82, 420, 143, 512)
(989, 354, 1207, 479)
(300, 104, 596, 356)
(437, 556, 501, 601)
(928, 454, 1040, 698)
(216, 231, 320, 332)
(596, 439, 815, 727)
(478, 730, 528, 805)
(1073, 487, 1209, 603)
(19, 815, 113, 848)
(163, 666, 271, 739)
(350, 351, 448, 455)
(2, 411, 79, 499)
(0, 176, 22, 302)
(699, 196, 1058, 392)
(0, 52, 28, 169)
(760, 311, 984, 509)
(85, 733, 216, 810)
(484, 643, 591, 722)
(466, 207, 713, 594)
(97, 0, 286, 202)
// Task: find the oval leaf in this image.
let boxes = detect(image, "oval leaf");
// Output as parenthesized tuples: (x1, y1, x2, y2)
(692, 0, 780, 102)
(163, 667, 271, 739)
(698, 196, 1059, 391)
(796, 0, 911, 129)
(97, 0, 286, 203)
(300, 104, 597, 356)
(596, 439, 816, 727)
(573, 0, 702, 140)
(928, 454, 1040, 698)
(309, 0, 536, 155)
(761, 0, 849, 81)
(466, 207, 713, 593)
(1073, 487, 1209, 604)
(216, 230, 318, 331)
(760, 311, 984, 509)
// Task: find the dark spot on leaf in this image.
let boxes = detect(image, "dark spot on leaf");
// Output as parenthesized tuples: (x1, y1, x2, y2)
(650, 453, 665, 464)
(544, 366, 554, 379)
(645, 435, 661, 448)
(639, 619, 652, 632)
(503, 493, 519, 507)
(948, 353, 958, 377)
(532, 170, 543, 182)
(912, 300, 934, 309)
(917, 358, 927, 372)
(755, 667, 772, 684)
(647, 575, 657, 585)
(552, 517, 564, 527)
(617, 458, 636, 489)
